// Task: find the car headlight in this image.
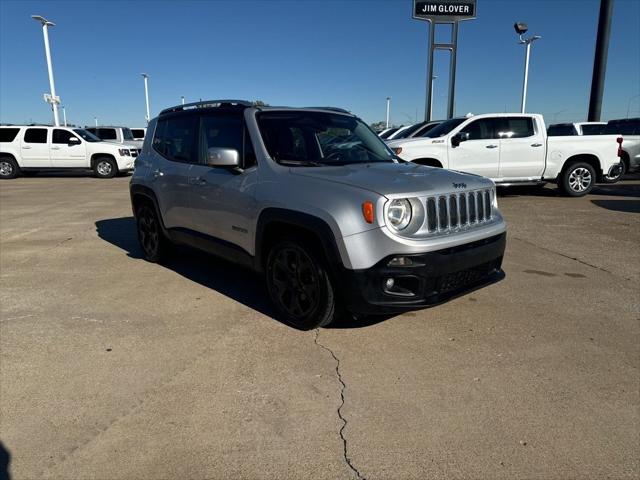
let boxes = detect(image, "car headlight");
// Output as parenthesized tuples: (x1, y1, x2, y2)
(387, 198, 412, 230)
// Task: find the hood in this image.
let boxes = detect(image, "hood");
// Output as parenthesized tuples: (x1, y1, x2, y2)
(291, 162, 492, 197)
(386, 137, 443, 148)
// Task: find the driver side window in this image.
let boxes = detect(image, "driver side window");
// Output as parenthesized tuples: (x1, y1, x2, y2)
(460, 118, 497, 140)
(52, 129, 79, 144)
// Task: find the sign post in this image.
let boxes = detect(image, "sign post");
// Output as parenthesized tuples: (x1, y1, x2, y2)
(412, 0, 476, 120)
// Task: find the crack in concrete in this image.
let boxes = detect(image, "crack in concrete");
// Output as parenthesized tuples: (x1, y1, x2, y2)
(314, 329, 366, 480)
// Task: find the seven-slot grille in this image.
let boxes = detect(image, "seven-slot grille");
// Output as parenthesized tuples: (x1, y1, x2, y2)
(423, 188, 494, 234)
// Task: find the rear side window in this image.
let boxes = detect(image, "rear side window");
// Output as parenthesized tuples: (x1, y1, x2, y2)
(581, 124, 604, 135)
(97, 128, 117, 140)
(153, 114, 198, 163)
(603, 120, 639, 136)
(131, 129, 145, 139)
(24, 128, 48, 143)
(0, 128, 20, 142)
(460, 118, 497, 140)
(499, 117, 535, 138)
(52, 129, 78, 144)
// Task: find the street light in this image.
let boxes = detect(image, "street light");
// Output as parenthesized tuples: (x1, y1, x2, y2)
(514, 22, 541, 113)
(181, 96, 185, 105)
(141, 73, 150, 124)
(386, 97, 391, 128)
(94, 116, 98, 127)
(32, 15, 60, 126)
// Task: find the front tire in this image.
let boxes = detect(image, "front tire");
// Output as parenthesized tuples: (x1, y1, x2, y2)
(559, 162, 595, 197)
(93, 157, 117, 178)
(266, 240, 336, 330)
(603, 159, 627, 183)
(0, 157, 20, 179)
(135, 203, 171, 263)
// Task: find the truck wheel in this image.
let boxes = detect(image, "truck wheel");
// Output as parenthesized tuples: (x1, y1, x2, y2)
(603, 159, 626, 183)
(266, 240, 336, 330)
(0, 157, 19, 179)
(135, 203, 172, 263)
(93, 157, 117, 178)
(559, 162, 595, 197)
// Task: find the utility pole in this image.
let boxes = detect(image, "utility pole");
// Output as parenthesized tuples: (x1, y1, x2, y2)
(385, 97, 391, 128)
(141, 73, 150, 124)
(32, 15, 60, 126)
(588, 0, 614, 122)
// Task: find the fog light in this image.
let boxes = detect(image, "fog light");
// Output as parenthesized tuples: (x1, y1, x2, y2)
(388, 256, 413, 267)
(385, 278, 395, 290)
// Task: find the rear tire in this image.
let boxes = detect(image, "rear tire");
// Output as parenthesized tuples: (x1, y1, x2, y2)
(93, 157, 117, 178)
(135, 203, 172, 263)
(266, 240, 336, 330)
(0, 157, 20, 179)
(558, 162, 595, 197)
(603, 158, 627, 183)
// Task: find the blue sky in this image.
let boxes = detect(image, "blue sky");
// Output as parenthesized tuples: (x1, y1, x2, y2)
(1, 0, 639, 127)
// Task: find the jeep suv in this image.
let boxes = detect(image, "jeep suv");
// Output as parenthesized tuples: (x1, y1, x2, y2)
(130, 100, 507, 329)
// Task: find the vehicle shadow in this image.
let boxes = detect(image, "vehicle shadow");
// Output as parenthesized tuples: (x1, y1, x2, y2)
(497, 176, 639, 199)
(0, 441, 11, 480)
(94, 217, 393, 329)
(590, 199, 640, 213)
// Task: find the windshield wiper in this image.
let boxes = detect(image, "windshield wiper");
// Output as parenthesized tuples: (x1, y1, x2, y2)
(277, 159, 323, 167)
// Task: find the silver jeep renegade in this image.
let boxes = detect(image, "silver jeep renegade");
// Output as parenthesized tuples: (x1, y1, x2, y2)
(130, 100, 507, 329)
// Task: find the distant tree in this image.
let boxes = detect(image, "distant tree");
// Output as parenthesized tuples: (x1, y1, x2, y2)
(370, 121, 387, 132)
(253, 100, 270, 107)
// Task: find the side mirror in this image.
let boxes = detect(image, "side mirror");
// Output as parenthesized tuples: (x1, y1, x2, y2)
(207, 147, 240, 167)
(68, 136, 81, 146)
(451, 132, 470, 147)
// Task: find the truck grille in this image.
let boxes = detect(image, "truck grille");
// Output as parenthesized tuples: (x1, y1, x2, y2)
(421, 188, 495, 235)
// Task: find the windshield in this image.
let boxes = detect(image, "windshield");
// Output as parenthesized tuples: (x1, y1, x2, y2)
(73, 129, 101, 142)
(423, 118, 467, 138)
(257, 111, 396, 166)
(122, 127, 135, 140)
(392, 122, 427, 139)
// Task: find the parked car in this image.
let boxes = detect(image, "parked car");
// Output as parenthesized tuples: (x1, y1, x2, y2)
(386, 120, 443, 140)
(547, 122, 606, 136)
(130, 127, 147, 141)
(378, 126, 401, 139)
(387, 113, 623, 197)
(85, 126, 143, 151)
(386, 124, 414, 140)
(0, 125, 136, 179)
(601, 118, 640, 174)
(130, 100, 507, 329)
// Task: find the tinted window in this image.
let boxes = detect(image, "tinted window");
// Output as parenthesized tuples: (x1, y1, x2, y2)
(379, 127, 399, 139)
(199, 114, 243, 165)
(73, 129, 101, 142)
(131, 129, 145, 139)
(580, 124, 604, 135)
(415, 122, 441, 137)
(393, 122, 427, 139)
(0, 128, 20, 142)
(52, 129, 79, 144)
(122, 128, 134, 140)
(24, 128, 48, 143)
(547, 124, 576, 136)
(154, 114, 198, 163)
(423, 118, 466, 138)
(498, 117, 535, 138)
(602, 119, 639, 136)
(97, 128, 117, 140)
(460, 118, 497, 140)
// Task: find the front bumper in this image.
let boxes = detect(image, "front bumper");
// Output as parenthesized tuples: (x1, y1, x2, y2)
(117, 158, 136, 172)
(335, 233, 506, 315)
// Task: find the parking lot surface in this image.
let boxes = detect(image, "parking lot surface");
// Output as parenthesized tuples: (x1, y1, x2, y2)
(1, 174, 639, 480)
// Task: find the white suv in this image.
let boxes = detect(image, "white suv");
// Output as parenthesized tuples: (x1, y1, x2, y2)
(0, 125, 136, 179)
(85, 126, 144, 151)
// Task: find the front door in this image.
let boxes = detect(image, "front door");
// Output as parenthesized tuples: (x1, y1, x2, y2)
(448, 117, 500, 179)
(20, 128, 51, 168)
(50, 129, 87, 168)
(497, 117, 546, 180)
(188, 111, 257, 254)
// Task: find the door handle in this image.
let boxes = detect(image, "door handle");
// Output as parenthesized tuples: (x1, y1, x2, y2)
(152, 169, 164, 178)
(22, 146, 32, 149)
(51, 146, 61, 150)
(486, 145, 498, 149)
(531, 143, 543, 147)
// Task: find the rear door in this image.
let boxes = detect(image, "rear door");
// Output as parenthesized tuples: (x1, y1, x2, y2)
(448, 117, 500, 178)
(497, 116, 546, 179)
(50, 129, 87, 167)
(20, 128, 51, 167)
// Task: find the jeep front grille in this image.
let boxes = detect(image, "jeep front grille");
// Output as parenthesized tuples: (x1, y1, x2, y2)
(421, 188, 495, 235)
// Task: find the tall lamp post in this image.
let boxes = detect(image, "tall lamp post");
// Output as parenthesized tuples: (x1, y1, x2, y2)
(141, 73, 150, 124)
(31, 15, 60, 126)
(385, 97, 391, 128)
(514, 22, 541, 113)
(429, 75, 437, 120)
(181, 96, 185, 105)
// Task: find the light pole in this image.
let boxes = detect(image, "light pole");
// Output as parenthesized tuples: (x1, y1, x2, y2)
(141, 73, 150, 124)
(31, 15, 60, 126)
(429, 75, 437, 120)
(515, 22, 541, 114)
(94, 116, 98, 127)
(385, 97, 391, 128)
(62, 106, 67, 126)
(181, 96, 185, 105)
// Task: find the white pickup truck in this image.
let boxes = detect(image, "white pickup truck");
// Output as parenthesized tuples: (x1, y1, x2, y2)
(0, 125, 137, 179)
(387, 113, 623, 196)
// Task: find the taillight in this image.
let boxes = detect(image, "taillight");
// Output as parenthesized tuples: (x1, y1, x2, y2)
(362, 201, 374, 224)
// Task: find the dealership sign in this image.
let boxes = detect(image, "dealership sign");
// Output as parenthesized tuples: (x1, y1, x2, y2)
(413, 0, 477, 22)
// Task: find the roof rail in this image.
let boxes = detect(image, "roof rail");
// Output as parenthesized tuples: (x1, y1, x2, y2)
(160, 99, 253, 115)
(305, 106, 352, 114)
